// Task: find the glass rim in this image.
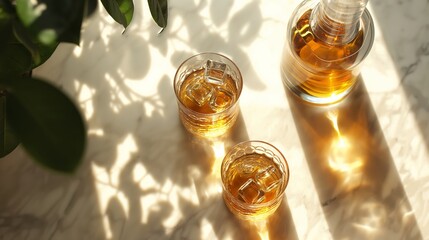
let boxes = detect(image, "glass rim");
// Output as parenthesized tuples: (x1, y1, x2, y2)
(173, 52, 243, 117)
(221, 140, 290, 207)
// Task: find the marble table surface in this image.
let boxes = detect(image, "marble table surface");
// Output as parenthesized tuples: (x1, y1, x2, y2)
(1, 0, 428, 239)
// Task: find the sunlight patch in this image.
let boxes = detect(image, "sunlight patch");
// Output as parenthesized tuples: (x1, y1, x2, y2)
(132, 162, 147, 182)
(200, 218, 215, 239)
(75, 82, 95, 119)
(105, 73, 133, 113)
(111, 134, 137, 186)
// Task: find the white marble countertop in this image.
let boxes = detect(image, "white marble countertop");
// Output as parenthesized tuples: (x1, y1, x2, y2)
(1, 0, 428, 239)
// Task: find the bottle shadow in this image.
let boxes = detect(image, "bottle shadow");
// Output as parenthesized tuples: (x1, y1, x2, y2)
(285, 77, 423, 239)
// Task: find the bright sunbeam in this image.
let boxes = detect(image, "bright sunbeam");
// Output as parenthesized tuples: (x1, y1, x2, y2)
(211, 141, 226, 178)
(329, 137, 364, 173)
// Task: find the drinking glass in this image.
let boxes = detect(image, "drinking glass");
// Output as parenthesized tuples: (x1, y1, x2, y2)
(174, 53, 243, 138)
(221, 140, 290, 220)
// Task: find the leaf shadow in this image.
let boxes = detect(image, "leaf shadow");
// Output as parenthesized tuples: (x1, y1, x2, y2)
(6, 1, 293, 239)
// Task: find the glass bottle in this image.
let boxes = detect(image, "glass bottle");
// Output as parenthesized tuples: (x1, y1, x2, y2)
(281, 0, 374, 104)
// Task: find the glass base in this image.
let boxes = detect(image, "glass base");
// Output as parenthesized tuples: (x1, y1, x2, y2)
(283, 79, 354, 105)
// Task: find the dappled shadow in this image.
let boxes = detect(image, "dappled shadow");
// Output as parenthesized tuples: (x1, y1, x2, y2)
(84, 1, 279, 238)
(0, 146, 106, 239)
(0, 0, 302, 239)
(286, 77, 423, 239)
(166, 0, 266, 90)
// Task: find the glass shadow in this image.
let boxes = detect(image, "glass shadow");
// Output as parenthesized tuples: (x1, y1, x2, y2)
(285, 77, 423, 239)
(168, 112, 298, 240)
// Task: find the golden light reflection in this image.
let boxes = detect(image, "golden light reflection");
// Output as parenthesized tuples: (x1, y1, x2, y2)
(254, 219, 270, 240)
(327, 111, 364, 174)
(329, 137, 364, 173)
(326, 110, 341, 138)
(325, 110, 366, 194)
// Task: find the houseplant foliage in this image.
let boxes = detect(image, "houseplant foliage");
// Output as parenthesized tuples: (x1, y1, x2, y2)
(0, 0, 168, 172)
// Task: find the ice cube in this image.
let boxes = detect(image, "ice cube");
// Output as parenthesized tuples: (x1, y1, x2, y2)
(255, 166, 281, 192)
(209, 86, 235, 112)
(204, 60, 227, 85)
(238, 179, 265, 204)
(241, 162, 257, 174)
(185, 78, 214, 106)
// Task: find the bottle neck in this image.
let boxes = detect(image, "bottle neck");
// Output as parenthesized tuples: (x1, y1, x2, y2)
(310, 0, 368, 45)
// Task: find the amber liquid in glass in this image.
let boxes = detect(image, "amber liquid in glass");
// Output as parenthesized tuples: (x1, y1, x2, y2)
(223, 153, 284, 219)
(178, 68, 239, 137)
(286, 9, 364, 99)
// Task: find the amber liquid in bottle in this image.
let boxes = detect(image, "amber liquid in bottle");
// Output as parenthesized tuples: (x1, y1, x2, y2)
(284, 9, 365, 102)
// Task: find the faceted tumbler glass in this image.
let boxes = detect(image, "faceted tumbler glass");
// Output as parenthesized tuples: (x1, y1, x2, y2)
(221, 140, 290, 220)
(174, 53, 243, 138)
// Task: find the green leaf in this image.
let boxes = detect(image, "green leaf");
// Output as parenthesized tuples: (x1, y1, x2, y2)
(148, 0, 168, 29)
(12, 19, 59, 68)
(0, 4, 14, 51)
(56, 0, 85, 44)
(100, 0, 134, 29)
(12, 19, 42, 65)
(0, 3, 12, 28)
(0, 42, 33, 75)
(0, 0, 15, 14)
(85, 0, 98, 18)
(2, 76, 86, 172)
(0, 91, 19, 158)
(15, 0, 85, 46)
